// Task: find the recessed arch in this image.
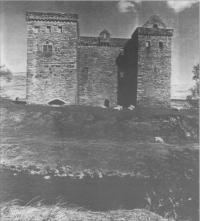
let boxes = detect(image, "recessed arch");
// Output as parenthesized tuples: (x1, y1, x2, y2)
(48, 98, 66, 106)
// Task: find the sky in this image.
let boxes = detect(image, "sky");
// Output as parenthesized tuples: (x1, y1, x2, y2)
(0, 0, 199, 94)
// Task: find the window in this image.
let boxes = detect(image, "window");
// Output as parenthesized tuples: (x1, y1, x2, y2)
(58, 26, 62, 33)
(99, 42, 110, 47)
(99, 30, 110, 46)
(159, 41, 164, 50)
(146, 41, 151, 48)
(153, 24, 158, 28)
(46, 26, 51, 33)
(82, 67, 89, 81)
(153, 65, 160, 75)
(120, 48, 124, 55)
(34, 26, 40, 33)
(119, 72, 124, 78)
(43, 41, 53, 57)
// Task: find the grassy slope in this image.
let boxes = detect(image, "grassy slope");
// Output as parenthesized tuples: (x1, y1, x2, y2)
(0, 98, 198, 175)
(0, 98, 199, 220)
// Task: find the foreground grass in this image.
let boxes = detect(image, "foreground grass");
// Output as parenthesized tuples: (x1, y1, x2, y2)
(0, 138, 198, 178)
(0, 202, 165, 221)
(0, 98, 199, 220)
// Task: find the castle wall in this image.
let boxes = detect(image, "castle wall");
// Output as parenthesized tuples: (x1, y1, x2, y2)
(136, 28, 173, 106)
(78, 46, 121, 107)
(117, 33, 138, 107)
(26, 12, 78, 104)
(26, 13, 173, 107)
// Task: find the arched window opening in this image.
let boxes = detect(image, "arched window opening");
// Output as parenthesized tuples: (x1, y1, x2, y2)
(159, 41, 164, 50)
(48, 99, 66, 106)
(58, 26, 62, 33)
(43, 41, 53, 57)
(46, 26, 51, 33)
(146, 41, 151, 49)
(34, 26, 40, 33)
(99, 30, 110, 47)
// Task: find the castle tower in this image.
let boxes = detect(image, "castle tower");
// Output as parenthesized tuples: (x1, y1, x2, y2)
(26, 12, 79, 104)
(136, 15, 173, 106)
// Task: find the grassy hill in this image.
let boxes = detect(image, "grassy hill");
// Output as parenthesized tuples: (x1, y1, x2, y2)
(1, 97, 198, 175)
(0, 97, 198, 177)
(1, 98, 198, 142)
(0, 98, 199, 220)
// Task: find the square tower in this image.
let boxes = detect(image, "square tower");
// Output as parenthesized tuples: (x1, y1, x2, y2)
(136, 15, 173, 106)
(26, 12, 79, 104)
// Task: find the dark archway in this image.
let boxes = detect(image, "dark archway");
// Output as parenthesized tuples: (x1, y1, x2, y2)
(48, 99, 66, 106)
(104, 99, 110, 108)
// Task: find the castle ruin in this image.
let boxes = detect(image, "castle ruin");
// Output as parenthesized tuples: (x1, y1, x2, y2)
(26, 12, 173, 107)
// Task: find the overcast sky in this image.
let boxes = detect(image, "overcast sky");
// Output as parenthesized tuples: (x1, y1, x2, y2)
(0, 0, 199, 89)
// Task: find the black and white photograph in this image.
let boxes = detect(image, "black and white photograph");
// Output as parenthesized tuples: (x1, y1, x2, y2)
(0, 0, 199, 220)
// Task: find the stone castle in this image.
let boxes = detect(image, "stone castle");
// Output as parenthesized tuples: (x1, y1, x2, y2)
(26, 12, 173, 107)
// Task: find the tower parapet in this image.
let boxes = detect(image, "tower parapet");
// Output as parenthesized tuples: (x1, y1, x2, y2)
(26, 11, 78, 22)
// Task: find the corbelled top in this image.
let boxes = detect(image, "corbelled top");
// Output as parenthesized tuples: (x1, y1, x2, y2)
(99, 29, 110, 36)
(26, 11, 78, 22)
(143, 15, 167, 29)
(132, 15, 173, 37)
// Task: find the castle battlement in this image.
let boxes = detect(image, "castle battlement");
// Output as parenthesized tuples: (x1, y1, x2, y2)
(26, 11, 78, 22)
(135, 27, 173, 37)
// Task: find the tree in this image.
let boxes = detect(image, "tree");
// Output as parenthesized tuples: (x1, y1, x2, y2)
(192, 63, 199, 81)
(0, 65, 12, 82)
(187, 64, 199, 108)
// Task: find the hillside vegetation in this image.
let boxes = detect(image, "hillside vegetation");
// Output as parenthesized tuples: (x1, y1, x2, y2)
(1, 98, 198, 143)
(0, 98, 199, 220)
(0, 97, 198, 175)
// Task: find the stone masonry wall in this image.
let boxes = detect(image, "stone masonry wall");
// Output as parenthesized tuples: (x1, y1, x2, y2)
(26, 13, 173, 107)
(26, 12, 78, 104)
(137, 28, 173, 106)
(78, 46, 121, 107)
(117, 34, 138, 107)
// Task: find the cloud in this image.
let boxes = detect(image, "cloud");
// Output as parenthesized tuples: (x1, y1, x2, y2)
(117, 0, 141, 13)
(118, 0, 198, 13)
(167, 0, 198, 12)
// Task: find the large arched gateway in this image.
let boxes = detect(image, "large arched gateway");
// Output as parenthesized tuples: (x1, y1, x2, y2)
(48, 99, 66, 106)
